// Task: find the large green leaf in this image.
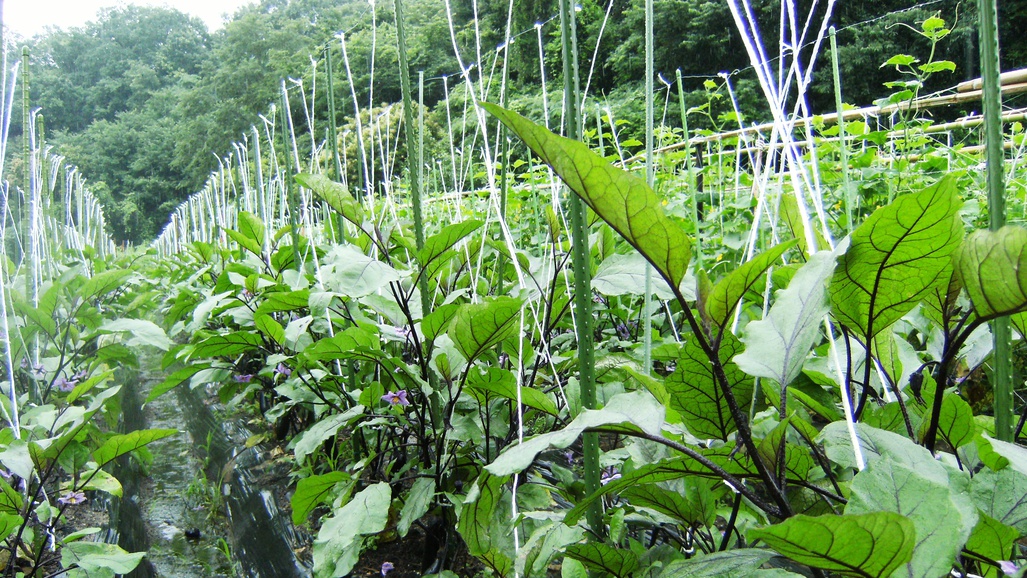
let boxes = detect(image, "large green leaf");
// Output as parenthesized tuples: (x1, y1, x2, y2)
(447, 297, 522, 364)
(619, 482, 715, 527)
(593, 252, 678, 299)
(255, 290, 310, 315)
(667, 332, 752, 440)
(398, 477, 435, 538)
(660, 549, 777, 578)
(845, 459, 977, 578)
(956, 226, 1027, 319)
(303, 326, 379, 363)
(482, 102, 691, 288)
(563, 449, 759, 525)
(485, 391, 665, 476)
(61, 542, 145, 575)
(829, 176, 962, 340)
(419, 219, 484, 269)
(93, 429, 178, 467)
(751, 512, 915, 578)
(564, 543, 639, 578)
(291, 471, 350, 525)
(421, 303, 461, 343)
(964, 513, 1019, 578)
(313, 482, 391, 577)
(226, 211, 265, 257)
(289, 406, 365, 465)
(98, 319, 173, 351)
(296, 173, 365, 227)
(734, 248, 838, 386)
(79, 269, 134, 302)
(970, 467, 1027, 534)
(466, 367, 559, 416)
(0, 513, 21, 542)
(457, 471, 515, 576)
(707, 240, 796, 329)
(254, 314, 285, 344)
(189, 331, 262, 359)
(916, 393, 975, 449)
(324, 245, 403, 298)
(146, 365, 208, 403)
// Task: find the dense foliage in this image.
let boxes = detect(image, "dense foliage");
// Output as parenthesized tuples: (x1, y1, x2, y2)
(9, 0, 1027, 242)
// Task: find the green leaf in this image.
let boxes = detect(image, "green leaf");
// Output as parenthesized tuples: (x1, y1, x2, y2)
(916, 393, 975, 448)
(224, 228, 262, 257)
(457, 471, 515, 576)
(970, 467, 1027, 534)
(93, 429, 178, 467)
(707, 240, 796, 329)
(232, 211, 266, 255)
(956, 226, 1027, 320)
(845, 459, 977, 578)
(76, 468, 123, 497)
(883, 54, 918, 67)
(255, 290, 310, 315)
(660, 549, 777, 578)
(482, 102, 691, 288)
(419, 220, 484, 269)
(564, 543, 639, 578)
(146, 365, 208, 403)
(751, 512, 915, 578)
(593, 252, 677, 299)
(830, 176, 962, 340)
(79, 269, 134, 302)
(0, 513, 21, 542)
(189, 331, 262, 359)
(303, 326, 379, 363)
(563, 449, 756, 526)
(289, 406, 365, 465)
(735, 248, 837, 386)
(254, 314, 285, 344)
(619, 483, 713, 527)
(397, 478, 435, 538)
(313, 482, 391, 577)
(964, 513, 1019, 577)
(466, 367, 559, 416)
(61, 542, 145, 575)
(919, 60, 956, 74)
(421, 303, 461, 344)
(447, 297, 522, 364)
(976, 435, 1027, 475)
(325, 245, 403, 298)
(99, 319, 173, 351)
(296, 173, 364, 228)
(291, 471, 350, 525)
(67, 370, 115, 404)
(486, 391, 665, 476)
(667, 333, 752, 440)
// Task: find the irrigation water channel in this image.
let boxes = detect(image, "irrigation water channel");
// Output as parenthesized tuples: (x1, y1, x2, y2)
(103, 359, 311, 577)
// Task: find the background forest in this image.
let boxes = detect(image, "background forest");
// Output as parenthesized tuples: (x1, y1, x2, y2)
(4, 0, 1027, 243)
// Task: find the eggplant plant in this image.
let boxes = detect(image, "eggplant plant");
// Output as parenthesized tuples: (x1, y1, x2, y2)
(457, 102, 1027, 578)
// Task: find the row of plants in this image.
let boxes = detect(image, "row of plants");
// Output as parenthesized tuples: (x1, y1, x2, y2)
(0, 68, 177, 574)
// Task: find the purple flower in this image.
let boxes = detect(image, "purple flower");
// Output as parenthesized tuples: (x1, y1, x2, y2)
(32, 363, 46, 378)
(1000, 561, 1020, 577)
(54, 376, 78, 392)
(57, 491, 87, 506)
(381, 390, 410, 407)
(240, 289, 253, 300)
(380, 562, 395, 576)
(274, 363, 292, 379)
(600, 466, 621, 485)
(233, 373, 254, 384)
(73, 368, 89, 381)
(19, 358, 27, 370)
